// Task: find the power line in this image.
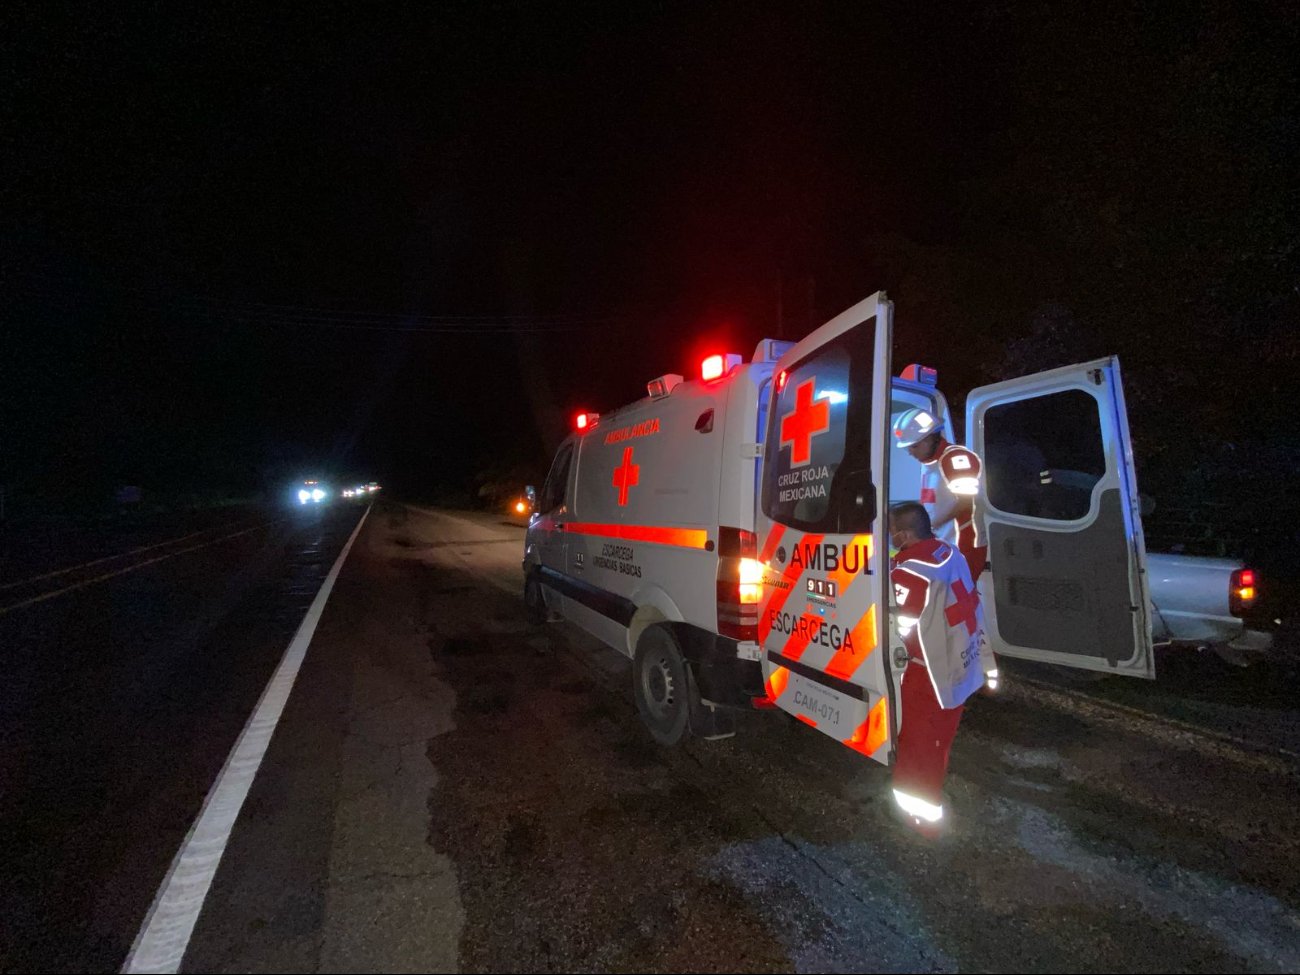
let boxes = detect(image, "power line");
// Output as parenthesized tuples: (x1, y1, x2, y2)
(6, 269, 624, 332)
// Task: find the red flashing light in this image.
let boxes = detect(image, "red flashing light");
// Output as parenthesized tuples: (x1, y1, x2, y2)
(575, 411, 599, 431)
(776, 369, 788, 392)
(701, 352, 742, 382)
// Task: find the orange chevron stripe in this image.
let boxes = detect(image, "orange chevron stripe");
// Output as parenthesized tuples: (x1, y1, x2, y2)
(758, 532, 823, 643)
(823, 604, 879, 681)
(843, 696, 889, 756)
(777, 611, 825, 663)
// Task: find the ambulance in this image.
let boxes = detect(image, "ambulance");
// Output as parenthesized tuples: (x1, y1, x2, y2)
(523, 292, 1154, 761)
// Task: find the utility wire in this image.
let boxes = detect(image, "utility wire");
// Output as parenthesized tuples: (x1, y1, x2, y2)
(6, 269, 621, 332)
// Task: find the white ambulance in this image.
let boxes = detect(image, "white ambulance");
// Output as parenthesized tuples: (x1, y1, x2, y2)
(523, 292, 1155, 761)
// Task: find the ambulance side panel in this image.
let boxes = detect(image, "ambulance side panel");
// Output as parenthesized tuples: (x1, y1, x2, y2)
(564, 383, 725, 656)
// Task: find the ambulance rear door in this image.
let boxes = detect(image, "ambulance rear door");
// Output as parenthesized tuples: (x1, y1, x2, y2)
(756, 292, 896, 765)
(966, 357, 1154, 678)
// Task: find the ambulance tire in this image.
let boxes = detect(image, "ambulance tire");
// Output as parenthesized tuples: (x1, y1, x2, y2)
(633, 624, 692, 747)
(524, 573, 548, 625)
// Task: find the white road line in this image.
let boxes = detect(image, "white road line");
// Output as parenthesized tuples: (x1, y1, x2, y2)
(121, 505, 372, 975)
(0, 529, 209, 590)
(0, 523, 278, 617)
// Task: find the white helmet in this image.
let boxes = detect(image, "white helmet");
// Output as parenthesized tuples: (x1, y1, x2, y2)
(892, 407, 942, 448)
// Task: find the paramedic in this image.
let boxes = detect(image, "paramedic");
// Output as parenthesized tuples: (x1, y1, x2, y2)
(888, 501, 993, 836)
(892, 408, 988, 579)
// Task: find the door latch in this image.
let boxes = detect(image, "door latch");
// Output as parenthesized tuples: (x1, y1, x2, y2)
(892, 644, 910, 671)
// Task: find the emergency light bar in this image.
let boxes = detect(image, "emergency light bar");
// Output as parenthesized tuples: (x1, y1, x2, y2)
(701, 353, 742, 382)
(575, 411, 599, 431)
(899, 363, 938, 386)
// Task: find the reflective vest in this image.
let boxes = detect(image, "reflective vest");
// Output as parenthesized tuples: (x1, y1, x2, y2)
(890, 537, 991, 710)
(920, 438, 984, 562)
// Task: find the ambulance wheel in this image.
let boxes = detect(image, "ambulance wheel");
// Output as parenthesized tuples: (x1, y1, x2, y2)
(524, 573, 548, 625)
(634, 625, 692, 747)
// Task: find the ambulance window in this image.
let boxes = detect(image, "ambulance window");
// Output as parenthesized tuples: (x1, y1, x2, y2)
(984, 389, 1105, 521)
(761, 316, 878, 532)
(539, 442, 575, 513)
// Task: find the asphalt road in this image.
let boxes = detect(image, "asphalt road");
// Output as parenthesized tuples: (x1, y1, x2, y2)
(172, 501, 1299, 974)
(0, 501, 367, 973)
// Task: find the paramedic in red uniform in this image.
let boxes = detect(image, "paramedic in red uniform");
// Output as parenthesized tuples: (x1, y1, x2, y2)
(892, 407, 988, 580)
(888, 502, 992, 837)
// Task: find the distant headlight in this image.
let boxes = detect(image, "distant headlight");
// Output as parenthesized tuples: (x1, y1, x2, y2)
(298, 489, 310, 503)
(311, 488, 326, 502)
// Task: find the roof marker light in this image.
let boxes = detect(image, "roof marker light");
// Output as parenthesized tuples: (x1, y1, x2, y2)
(900, 363, 939, 386)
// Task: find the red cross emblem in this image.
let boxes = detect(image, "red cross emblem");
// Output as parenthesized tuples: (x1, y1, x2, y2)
(779, 378, 831, 467)
(612, 446, 640, 506)
(944, 578, 980, 635)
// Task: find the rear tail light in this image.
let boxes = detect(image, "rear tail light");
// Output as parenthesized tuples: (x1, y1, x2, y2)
(738, 557, 764, 605)
(717, 527, 759, 640)
(1229, 568, 1257, 617)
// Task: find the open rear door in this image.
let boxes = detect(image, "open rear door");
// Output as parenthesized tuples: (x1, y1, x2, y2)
(756, 293, 896, 764)
(967, 357, 1154, 678)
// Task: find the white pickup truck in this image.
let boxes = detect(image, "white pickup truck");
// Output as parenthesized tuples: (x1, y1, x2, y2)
(891, 365, 1270, 674)
(1146, 552, 1270, 661)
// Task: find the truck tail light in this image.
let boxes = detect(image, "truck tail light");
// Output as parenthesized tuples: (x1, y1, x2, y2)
(717, 527, 759, 641)
(1229, 568, 1257, 617)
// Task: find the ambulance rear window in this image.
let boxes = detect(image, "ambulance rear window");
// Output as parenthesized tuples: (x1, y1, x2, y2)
(761, 317, 878, 532)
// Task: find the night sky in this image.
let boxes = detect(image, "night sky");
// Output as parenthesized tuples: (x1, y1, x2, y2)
(3, 2, 1296, 527)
